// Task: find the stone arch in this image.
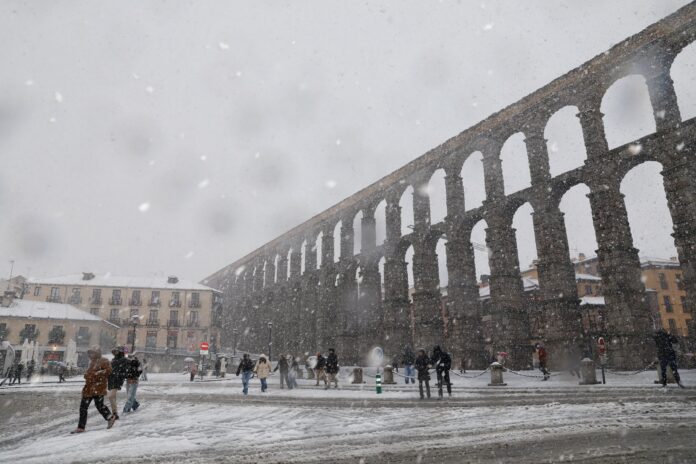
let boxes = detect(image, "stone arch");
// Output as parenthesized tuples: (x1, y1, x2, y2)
(435, 237, 448, 290)
(620, 161, 677, 259)
(500, 132, 532, 195)
(671, 41, 696, 121)
(374, 199, 387, 246)
(300, 239, 308, 275)
(511, 202, 538, 275)
(333, 220, 342, 263)
(470, 219, 490, 284)
(273, 254, 281, 283)
(378, 256, 386, 300)
(399, 185, 415, 236)
(544, 105, 587, 176)
(601, 74, 656, 149)
(285, 248, 293, 280)
(559, 184, 597, 263)
(461, 151, 486, 211)
(353, 210, 363, 255)
(315, 231, 323, 270)
(427, 168, 447, 225)
(405, 244, 415, 302)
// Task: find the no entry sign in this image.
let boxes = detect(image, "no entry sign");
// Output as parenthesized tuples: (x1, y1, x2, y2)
(200, 342, 209, 351)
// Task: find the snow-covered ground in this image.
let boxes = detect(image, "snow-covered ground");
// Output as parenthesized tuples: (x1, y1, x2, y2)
(1, 370, 695, 463)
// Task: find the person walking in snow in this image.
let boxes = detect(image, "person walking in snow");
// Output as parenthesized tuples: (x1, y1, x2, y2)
(654, 328, 685, 388)
(402, 346, 416, 384)
(314, 352, 327, 387)
(415, 349, 431, 400)
(288, 357, 300, 389)
(190, 362, 198, 382)
(122, 354, 142, 413)
(26, 360, 35, 382)
(535, 343, 550, 381)
(107, 346, 129, 421)
(57, 363, 66, 383)
(140, 358, 148, 381)
(11, 361, 23, 385)
(71, 345, 116, 433)
(273, 355, 290, 389)
(325, 348, 339, 389)
(236, 353, 255, 395)
(254, 355, 271, 393)
(431, 346, 452, 398)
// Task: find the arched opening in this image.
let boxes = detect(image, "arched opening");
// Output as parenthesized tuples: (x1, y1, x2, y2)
(374, 200, 387, 246)
(273, 254, 280, 283)
(545, 106, 587, 176)
(300, 240, 307, 275)
(262, 261, 268, 288)
(355, 266, 363, 300)
(501, 132, 532, 195)
(671, 42, 696, 121)
(601, 75, 655, 149)
(462, 151, 486, 211)
(353, 210, 364, 255)
(405, 245, 415, 302)
(427, 169, 447, 225)
(559, 183, 598, 263)
(286, 248, 293, 280)
(471, 220, 490, 284)
(315, 231, 323, 269)
(436, 237, 448, 290)
(333, 221, 342, 263)
(400, 186, 415, 236)
(512, 202, 538, 276)
(378, 256, 386, 300)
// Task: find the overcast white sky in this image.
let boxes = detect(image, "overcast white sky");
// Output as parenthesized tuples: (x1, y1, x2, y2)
(1, 0, 693, 285)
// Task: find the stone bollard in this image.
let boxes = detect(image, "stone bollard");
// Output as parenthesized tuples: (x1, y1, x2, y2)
(382, 366, 396, 384)
(306, 368, 315, 380)
(579, 358, 600, 385)
(352, 367, 363, 384)
(488, 362, 507, 386)
(654, 363, 676, 384)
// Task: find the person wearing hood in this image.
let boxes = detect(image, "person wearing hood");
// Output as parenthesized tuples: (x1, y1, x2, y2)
(431, 346, 452, 398)
(654, 329, 685, 388)
(72, 345, 115, 433)
(325, 348, 339, 389)
(535, 343, 550, 381)
(273, 355, 290, 389)
(122, 354, 142, 413)
(402, 346, 416, 384)
(107, 346, 130, 421)
(288, 356, 299, 389)
(254, 354, 271, 392)
(314, 352, 327, 387)
(415, 349, 431, 400)
(236, 353, 255, 395)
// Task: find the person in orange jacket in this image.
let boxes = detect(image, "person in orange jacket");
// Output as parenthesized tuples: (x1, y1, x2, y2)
(72, 345, 116, 433)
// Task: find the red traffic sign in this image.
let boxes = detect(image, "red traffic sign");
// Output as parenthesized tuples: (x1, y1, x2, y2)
(597, 337, 606, 354)
(200, 342, 209, 351)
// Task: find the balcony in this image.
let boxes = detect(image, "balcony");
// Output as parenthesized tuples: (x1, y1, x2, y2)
(108, 317, 121, 325)
(109, 298, 122, 306)
(129, 299, 142, 306)
(185, 320, 200, 328)
(145, 319, 159, 327)
(188, 301, 201, 308)
(167, 319, 180, 328)
(169, 300, 181, 308)
(90, 297, 103, 305)
(148, 299, 161, 307)
(122, 318, 140, 327)
(68, 296, 83, 305)
(46, 295, 62, 303)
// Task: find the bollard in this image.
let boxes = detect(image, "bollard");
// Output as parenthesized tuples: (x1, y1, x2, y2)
(579, 358, 600, 385)
(376, 372, 382, 394)
(654, 363, 676, 384)
(306, 368, 315, 380)
(488, 362, 507, 386)
(352, 367, 363, 384)
(382, 366, 396, 384)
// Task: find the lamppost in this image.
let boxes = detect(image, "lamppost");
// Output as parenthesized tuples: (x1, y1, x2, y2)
(267, 322, 273, 360)
(129, 315, 139, 354)
(232, 328, 238, 357)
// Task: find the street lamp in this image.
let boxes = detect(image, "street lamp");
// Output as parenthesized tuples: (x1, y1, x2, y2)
(232, 328, 238, 357)
(267, 322, 273, 360)
(129, 315, 139, 354)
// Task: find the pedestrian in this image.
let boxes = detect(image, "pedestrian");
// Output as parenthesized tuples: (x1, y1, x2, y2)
(198, 360, 205, 381)
(654, 328, 685, 388)
(12, 361, 23, 385)
(431, 345, 452, 398)
(40, 362, 47, 380)
(71, 345, 116, 433)
(3, 364, 15, 386)
(314, 352, 327, 387)
(415, 349, 431, 400)
(122, 354, 142, 414)
(219, 357, 227, 378)
(325, 348, 339, 389)
(254, 354, 271, 392)
(140, 358, 148, 381)
(57, 364, 66, 383)
(236, 353, 255, 395)
(273, 355, 290, 389)
(26, 360, 35, 382)
(402, 346, 416, 384)
(536, 343, 550, 381)
(190, 362, 198, 382)
(288, 357, 299, 389)
(214, 357, 222, 378)
(107, 346, 129, 422)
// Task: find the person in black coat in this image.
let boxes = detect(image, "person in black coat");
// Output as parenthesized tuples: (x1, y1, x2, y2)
(273, 355, 290, 389)
(402, 347, 416, 384)
(11, 362, 23, 385)
(325, 349, 339, 389)
(414, 350, 431, 399)
(107, 346, 130, 420)
(431, 345, 452, 398)
(654, 329, 685, 388)
(236, 353, 255, 395)
(314, 352, 327, 387)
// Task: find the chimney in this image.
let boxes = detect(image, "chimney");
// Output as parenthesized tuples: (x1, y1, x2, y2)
(1, 290, 16, 308)
(167, 276, 179, 284)
(82, 272, 95, 281)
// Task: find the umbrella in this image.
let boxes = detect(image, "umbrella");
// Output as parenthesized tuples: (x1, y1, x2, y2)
(184, 357, 195, 363)
(32, 341, 40, 365)
(65, 339, 78, 367)
(20, 339, 30, 365)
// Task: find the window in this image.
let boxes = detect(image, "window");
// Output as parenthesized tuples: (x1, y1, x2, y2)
(169, 310, 179, 327)
(70, 288, 81, 304)
(33, 286, 41, 296)
(111, 289, 122, 305)
(90, 308, 99, 316)
(167, 331, 178, 348)
(148, 310, 159, 326)
(584, 285, 592, 296)
(186, 331, 195, 350)
(170, 292, 180, 307)
(676, 273, 684, 290)
(188, 311, 199, 327)
(48, 325, 65, 344)
(668, 318, 677, 333)
(664, 296, 673, 313)
(0, 323, 8, 341)
(49, 287, 61, 302)
(20, 324, 38, 341)
(131, 290, 141, 305)
(109, 308, 120, 322)
(91, 288, 102, 304)
(77, 327, 90, 346)
(682, 296, 690, 313)
(658, 273, 668, 290)
(150, 291, 160, 305)
(146, 331, 157, 348)
(130, 308, 139, 318)
(190, 292, 200, 308)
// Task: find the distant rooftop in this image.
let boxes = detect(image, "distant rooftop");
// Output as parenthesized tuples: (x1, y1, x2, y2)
(0, 299, 117, 325)
(27, 274, 220, 292)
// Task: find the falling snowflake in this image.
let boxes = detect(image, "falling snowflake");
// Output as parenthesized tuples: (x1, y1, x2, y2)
(235, 71, 242, 77)
(325, 180, 337, 189)
(218, 42, 230, 50)
(254, 152, 261, 159)
(25, 79, 34, 86)
(184, 251, 194, 259)
(145, 86, 154, 93)
(138, 202, 150, 212)
(201, 155, 207, 161)
(676, 142, 685, 151)
(148, 160, 156, 166)
(54, 92, 63, 103)
(335, 139, 341, 146)
(483, 23, 494, 31)
(656, 110, 666, 119)
(628, 143, 642, 155)
(198, 179, 210, 189)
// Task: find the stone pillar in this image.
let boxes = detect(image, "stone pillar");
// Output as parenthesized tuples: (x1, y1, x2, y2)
(411, 238, 443, 351)
(304, 236, 317, 273)
(289, 245, 301, 280)
(322, 226, 335, 267)
(361, 206, 377, 254)
(645, 55, 681, 132)
(276, 253, 288, 283)
(579, 94, 655, 369)
(341, 215, 355, 260)
(265, 258, 276, 288)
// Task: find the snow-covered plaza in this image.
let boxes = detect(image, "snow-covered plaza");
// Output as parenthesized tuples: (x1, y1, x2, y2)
(1, 369, 695, 463)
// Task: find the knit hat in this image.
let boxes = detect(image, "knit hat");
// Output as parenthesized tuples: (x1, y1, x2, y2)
(87, 345, 102, 356)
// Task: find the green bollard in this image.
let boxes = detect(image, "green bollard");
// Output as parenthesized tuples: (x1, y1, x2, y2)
(376, 373, 382, 394)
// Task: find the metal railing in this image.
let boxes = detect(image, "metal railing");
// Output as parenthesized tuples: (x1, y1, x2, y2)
(167, 319, 180, 327)
(146, 319, 159, 327)
(46, 295, 62, 303)
(129, 299, 142, 306)
(68, 296, 83, 304)
(90, 297, 102, 305)
(186, 320, 200, 328)
(169, 300, 181, 308)
(148, 300, 161, 307)
(188, 301, 201, 308)
(109, 298, 122, 306)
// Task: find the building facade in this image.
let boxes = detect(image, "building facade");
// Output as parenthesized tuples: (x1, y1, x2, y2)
(24, 273, 223, 361)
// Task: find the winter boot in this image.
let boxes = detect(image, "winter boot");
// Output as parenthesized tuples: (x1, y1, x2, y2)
(70, 428, 85, 434)
(107, 415, 117, 429)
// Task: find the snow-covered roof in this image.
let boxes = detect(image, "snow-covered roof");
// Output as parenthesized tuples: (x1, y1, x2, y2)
(575, 273, 602, 281)
(479, 277, 539, 299)
(640, 257, 680, 268)
(580, 296, 605, 306)
(27, 274, 220, 292)
(0, 299, 115, 324)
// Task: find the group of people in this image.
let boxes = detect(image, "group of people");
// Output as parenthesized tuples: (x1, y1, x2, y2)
(394, 346, 452, 399)
(71, 345, 143, 433)
(310, 348, 340, 389)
